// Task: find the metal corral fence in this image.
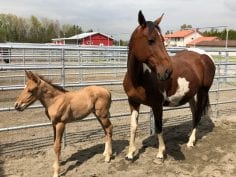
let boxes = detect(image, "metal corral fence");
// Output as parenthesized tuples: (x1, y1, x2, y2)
(0, 43, 236, 154)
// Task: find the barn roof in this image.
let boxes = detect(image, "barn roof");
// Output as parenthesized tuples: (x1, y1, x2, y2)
(52, 32, 114, 41)
(187, 36, 219, 46)
(165, 29, 196, 38)
(194, 40, 236, 47)
(66, 32, 114, 40)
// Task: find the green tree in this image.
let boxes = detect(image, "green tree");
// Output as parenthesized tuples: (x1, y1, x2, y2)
(180, 24, 192, 30)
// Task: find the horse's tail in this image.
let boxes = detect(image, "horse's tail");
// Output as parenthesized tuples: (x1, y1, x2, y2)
(203, 93, 210, 117)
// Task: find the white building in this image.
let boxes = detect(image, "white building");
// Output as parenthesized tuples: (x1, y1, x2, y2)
(165, 29, 202, 47)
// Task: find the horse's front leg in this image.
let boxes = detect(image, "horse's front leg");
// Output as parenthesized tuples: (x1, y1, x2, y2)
(126, 99, 140, 160)
(52, 122, 65, 177)
(152, 105, 165, 160)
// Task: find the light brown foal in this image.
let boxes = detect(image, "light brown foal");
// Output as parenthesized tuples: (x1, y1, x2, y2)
(15, 71, 113, 177)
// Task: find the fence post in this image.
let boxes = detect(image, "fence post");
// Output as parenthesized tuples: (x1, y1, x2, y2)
(61, 48, 66, 148)
(149, 108, 155, 135)
(215, 51, 221, 118)
(224, 51, 228, 83)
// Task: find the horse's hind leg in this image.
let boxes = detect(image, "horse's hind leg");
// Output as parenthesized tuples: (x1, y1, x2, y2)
(188, 89, 210, 147)
(95, 105, 113, 162)
(188, 97, 197, 147)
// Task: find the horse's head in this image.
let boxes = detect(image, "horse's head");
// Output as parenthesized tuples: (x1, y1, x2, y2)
(129, 10, 172, 81)
(15, 71, 41, 111)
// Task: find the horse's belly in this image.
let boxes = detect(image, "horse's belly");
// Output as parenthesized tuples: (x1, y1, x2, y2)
(163, 77, 190, 107)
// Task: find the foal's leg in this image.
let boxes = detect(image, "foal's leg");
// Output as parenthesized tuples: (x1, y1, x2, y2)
(95, 105, 113, 162)
(53, 122, 65, 177)
(152, 105, 165, 160)
(126, 100, 140, 160)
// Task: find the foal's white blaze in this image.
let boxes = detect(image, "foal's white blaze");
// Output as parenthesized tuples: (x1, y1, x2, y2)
(156, 133, 165, 159)
(127, 110, 139, 159)
(143, 63, 151, 73)
(187, 128, 196, 147)
(164, 77, 190, 106)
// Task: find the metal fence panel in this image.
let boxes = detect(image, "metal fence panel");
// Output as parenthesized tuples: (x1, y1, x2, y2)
(0, 44, 236, 153)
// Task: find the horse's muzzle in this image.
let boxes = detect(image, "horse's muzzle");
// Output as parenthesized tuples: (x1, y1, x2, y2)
(160, 68, 172, 81)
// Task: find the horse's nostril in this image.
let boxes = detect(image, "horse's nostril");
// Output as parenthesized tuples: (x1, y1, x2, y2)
(165, 69, 172, 79)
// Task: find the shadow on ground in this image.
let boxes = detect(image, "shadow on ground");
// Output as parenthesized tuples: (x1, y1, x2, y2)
(133, 115, 215, 162)
(61, 139, 128, 176)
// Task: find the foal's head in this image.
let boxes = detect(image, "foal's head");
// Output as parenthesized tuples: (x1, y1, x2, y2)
(129, 11, 172, 81)
(15, 71, 42, 111)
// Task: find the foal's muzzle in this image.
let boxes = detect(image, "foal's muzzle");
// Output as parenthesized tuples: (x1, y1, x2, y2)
(14, 102, 25, 111)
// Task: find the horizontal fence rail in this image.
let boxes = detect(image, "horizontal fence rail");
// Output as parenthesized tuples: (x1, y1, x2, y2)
(0, 43, 236, 153)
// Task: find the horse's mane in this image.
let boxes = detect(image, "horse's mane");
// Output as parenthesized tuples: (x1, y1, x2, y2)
(128, 22, 164, 49)
(38, 75, 68, 93)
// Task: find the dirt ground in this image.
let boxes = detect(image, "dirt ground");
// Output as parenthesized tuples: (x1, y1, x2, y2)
(1, 114, 235, 177)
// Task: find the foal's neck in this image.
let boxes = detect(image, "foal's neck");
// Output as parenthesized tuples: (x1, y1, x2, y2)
(39, 82, 64, 108)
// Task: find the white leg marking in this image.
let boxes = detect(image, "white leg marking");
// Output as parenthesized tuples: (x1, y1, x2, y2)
(126, 110, 139, 159)
(187, 128, 196, 147)
(156, 133, 166, 159)
(103, 141, 108, 156)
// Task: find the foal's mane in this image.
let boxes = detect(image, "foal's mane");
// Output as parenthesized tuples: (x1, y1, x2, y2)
(38, 75, 68, 93)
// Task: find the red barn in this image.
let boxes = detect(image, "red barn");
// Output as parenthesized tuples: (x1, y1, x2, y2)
(52, 32, 114, 46)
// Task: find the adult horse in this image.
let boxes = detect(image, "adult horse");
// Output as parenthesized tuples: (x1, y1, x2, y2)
(123, 11, 215, 161)
(15, 71, 113, 177)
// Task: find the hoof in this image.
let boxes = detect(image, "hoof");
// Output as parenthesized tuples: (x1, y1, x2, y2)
(187, 142, 195, 148)
(125, 154, 134, 161)
(104, 156, 111, 163)
(153, 157, 164, 165)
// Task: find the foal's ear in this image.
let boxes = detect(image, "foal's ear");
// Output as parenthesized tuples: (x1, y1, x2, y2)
(25, 71, 40, 84)
(154, 13, 164, 26)
(138, 10, 146, 27)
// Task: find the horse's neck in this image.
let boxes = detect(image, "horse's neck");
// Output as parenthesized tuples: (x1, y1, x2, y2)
(39, 83, 64, 108)
(127, 53, 142, 85)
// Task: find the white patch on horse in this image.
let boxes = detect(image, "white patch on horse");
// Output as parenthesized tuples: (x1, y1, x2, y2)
(187, 48, 215, 63)
(143, 63, 151, 73)
(165, 77, 189, 106)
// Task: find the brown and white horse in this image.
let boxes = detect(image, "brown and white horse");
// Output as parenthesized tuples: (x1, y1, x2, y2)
(123, 11, 215, 161)
(15, 71, 113, 177)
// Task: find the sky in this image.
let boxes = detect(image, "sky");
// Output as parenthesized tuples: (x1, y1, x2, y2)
(0, 0, 235, 40)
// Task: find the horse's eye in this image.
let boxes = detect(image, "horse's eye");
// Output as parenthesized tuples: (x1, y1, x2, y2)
(148, 38, 155, 45)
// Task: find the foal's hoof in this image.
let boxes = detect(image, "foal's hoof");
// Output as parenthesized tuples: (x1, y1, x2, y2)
(104, 156, 111, 163)
(125, 154, 134, 161)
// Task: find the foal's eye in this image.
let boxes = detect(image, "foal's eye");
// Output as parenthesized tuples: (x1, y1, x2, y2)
(148, 38, 155, 45)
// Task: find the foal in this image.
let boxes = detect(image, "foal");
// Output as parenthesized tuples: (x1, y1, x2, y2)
(15, 71, 113, 177)
(123, 11, 215, 161)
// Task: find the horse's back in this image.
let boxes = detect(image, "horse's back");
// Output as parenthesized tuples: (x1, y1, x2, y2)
(171, 49, 215, 85)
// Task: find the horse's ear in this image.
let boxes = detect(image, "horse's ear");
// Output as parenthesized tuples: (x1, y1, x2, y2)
(25, 71, 40, 84)
(154, 13, 164, 26)
(138, 10, 146, 27)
